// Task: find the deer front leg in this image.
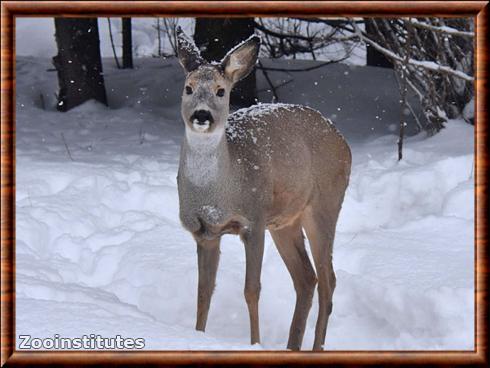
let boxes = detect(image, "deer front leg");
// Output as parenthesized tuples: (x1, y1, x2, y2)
(195, 237, 221, 332)
(241, 224, 265, 345)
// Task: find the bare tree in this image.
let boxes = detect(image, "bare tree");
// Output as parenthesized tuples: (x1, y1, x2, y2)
(153, 18, 180, 57)
(155, 18, 162, 57)
(122, 18, 133, 69)
(163, 18, 179, 56)
(353, 18, 474, 135)
(154, 18, 166, 57)
(53, 18, 107, 111)
(255, 18, 357, 61)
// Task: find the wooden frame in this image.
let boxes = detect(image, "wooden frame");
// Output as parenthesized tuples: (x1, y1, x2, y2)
(1, 1, 488, 366)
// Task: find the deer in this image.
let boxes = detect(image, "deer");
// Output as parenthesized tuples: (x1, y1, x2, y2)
(175, 29, 351, 351)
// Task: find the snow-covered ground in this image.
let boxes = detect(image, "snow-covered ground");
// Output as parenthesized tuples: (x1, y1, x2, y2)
(15, 56, 474, 350)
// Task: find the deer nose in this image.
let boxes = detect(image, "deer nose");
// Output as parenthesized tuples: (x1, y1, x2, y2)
(191, 110, 213, 125)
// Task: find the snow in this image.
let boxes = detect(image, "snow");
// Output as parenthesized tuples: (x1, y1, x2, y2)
(231, 102, 305, 120)
(16, 55, 474, 350)
(176, 27, 203, 59)
(227, 103, 343, 144)
(410, 60, 473, 82)
(201, 206, 224, 224)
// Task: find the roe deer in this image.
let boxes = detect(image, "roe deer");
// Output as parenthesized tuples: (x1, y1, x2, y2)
(176, 29, 351, 351)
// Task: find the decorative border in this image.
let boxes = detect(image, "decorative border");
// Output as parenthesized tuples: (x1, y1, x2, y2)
(1, 1, 488, 366)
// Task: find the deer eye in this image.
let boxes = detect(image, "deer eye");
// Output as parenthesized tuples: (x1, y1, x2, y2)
(185, 86, 193, 95)
(216, 88, 225, 97)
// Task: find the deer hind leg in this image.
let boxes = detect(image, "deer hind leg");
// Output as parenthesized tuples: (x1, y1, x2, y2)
(241, 223, 265, 345)
(302, 204, 340, 351)
(269, 218, 317, 351)
(195, 237, 221, 332)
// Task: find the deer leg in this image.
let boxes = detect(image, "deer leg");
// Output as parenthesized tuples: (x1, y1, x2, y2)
(195, 237, 221, 332)
(241, 224, 265, 345)
(269, 219, 317, 351)
(302, 206, 339, 351)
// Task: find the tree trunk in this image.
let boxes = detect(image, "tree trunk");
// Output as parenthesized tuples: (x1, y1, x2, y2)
(194, 18, 256, 108)
(364, 19, 393, 68)
(122, 18, 133, 69)
(53, 18, 107, 111)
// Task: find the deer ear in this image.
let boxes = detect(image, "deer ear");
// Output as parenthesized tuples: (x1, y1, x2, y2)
(221, 35, 261, 84)
(176, 27, 203, 73)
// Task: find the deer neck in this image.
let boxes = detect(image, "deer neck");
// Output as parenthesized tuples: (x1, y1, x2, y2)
(182, 128, 230, 187)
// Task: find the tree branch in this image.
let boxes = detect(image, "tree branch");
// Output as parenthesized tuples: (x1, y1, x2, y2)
(256, 57, 348, 73)
(353, 22, 474, 82)
(254, 20, 322, 42)
(406, 18, 474, 38)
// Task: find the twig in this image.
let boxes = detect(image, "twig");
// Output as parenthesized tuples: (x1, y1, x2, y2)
(163, 18, 179, 56)
(107, 18, 121, 69)
(255, 18, 356, 60)
(256, 57, 347, 73)
(258, 60, 279, 102)
(397, 23, 411, 161)
(292, 17, 358, 33)
(254, 20, 328, 42)
(406, 77, 424, 100)
(406, 101, 424, 132)
(61, 133, 74, 161)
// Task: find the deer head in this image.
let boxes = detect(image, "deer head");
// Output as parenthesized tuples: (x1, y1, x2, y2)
(177, 28, 260, 136)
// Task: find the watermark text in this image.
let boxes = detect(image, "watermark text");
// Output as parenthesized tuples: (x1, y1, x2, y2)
(18, 334, 146, 350)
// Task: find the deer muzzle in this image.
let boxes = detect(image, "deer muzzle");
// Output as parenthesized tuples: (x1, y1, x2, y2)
(191, 110, 214, 131)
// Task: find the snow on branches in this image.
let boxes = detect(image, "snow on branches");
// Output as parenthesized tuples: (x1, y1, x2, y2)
(353, 18, 474, 134)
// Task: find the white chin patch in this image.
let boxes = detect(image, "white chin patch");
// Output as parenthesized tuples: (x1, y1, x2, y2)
(193, 120, 210, 132)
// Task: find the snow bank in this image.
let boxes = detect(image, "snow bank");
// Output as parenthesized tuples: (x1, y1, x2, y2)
(15, 56, 474, 350)
(339, 122, 474, 232)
